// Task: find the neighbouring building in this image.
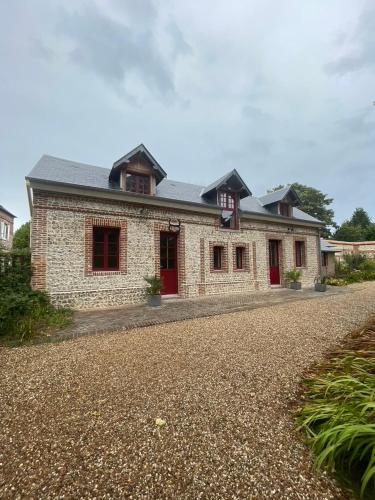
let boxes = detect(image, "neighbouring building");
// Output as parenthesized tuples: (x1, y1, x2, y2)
(26, 144, 323, 310)
(0, 205, 15, 251)
(320, 238, 339, 278)
(324, 240, 375, 261)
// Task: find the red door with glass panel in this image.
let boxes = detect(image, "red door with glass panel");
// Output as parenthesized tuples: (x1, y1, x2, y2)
(160, 233, 178, 295)
(269, 239, 280, 285)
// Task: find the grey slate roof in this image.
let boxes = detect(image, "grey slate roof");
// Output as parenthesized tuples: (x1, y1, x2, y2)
(0, 205, 16, 218)
(320, 238, 340, 252)
(259, 185, 301, 207)
(26, 154, 322, 225)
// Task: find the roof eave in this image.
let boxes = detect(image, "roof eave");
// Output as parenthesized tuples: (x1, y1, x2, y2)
(27, 177, 322, 227)
(0, 206, 16, 218)
(240, 209, 323, 227)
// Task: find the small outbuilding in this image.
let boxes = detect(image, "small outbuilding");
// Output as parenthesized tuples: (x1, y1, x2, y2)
(321, 239, 340, 277)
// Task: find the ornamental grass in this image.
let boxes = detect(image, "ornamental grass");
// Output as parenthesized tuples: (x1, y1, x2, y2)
(296, 316, 375, 498)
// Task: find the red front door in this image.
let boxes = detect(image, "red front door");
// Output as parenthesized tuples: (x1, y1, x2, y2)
(160, 233, 178, 295)
(269, 239, 280, 285)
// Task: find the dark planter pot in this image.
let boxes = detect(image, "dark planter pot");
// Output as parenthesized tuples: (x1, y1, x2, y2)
(147, 294, 161, 307)
(315, 283, 327, 292)
(290, 282, 302, 290)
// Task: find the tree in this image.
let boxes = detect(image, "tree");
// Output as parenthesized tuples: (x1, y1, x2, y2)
(12, 222, 30, 251)
(269, 183, 336, 238)
(333, 222, 365, 242)
(365, 224, 375, 240)
(334, 208, 375, 242)
(349, 208, 371, 229)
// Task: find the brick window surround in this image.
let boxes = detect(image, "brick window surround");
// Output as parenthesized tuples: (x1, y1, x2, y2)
(294, 237, 307, 268)
(209, 242, 228, 272)
(85, 217, 127, 276)
(232, 243, 250, 272)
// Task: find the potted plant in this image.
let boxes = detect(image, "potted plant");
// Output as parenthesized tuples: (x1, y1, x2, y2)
(285, 269, 302, 290)
(314, 276, 327, 292)
(144, 275, 162, 307)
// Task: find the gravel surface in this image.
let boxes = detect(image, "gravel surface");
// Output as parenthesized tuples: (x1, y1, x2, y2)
(1, 282, 374, 499)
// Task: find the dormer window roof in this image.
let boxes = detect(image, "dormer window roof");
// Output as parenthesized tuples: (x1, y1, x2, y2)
(258, 185, 301, 208)
(201, 169, 252, 200)
(109, 144, 167, 186)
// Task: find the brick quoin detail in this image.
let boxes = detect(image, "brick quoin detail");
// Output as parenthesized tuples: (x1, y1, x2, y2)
(31, 206, 47, 291)
(199, 238, 206, 295)
(232, 242, 250, 272)
(209, 241, 229, 273)
(154, 222, 186, 297)
(84, 217, 127, 276)
(252, 241, 259, 288)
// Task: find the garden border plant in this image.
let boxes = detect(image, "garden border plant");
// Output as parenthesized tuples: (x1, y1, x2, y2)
(327, 255, 375, 286)
(0, 249, 72, 346)
(295, 315, 375, 498)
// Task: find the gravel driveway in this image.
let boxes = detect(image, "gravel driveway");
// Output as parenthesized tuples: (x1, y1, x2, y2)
(1, 283, 375, 499)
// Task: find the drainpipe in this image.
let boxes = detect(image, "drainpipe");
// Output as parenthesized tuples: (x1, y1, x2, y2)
(25, 180, 33, 248)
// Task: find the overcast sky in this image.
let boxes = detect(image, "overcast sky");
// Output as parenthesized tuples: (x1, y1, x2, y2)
(1, 0, 374, 229)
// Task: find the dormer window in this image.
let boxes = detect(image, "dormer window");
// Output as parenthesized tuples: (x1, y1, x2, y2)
(109, 144, 167, 196)
(219, 192, 235, 209)
(126, 173, 150, 194)
(279, 202, 290, 217)
(219, 191, 237, 229)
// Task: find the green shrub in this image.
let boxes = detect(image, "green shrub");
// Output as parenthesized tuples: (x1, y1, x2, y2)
(333, 256, 375, 284)
(346, 270, 364, 284)
(358, 259, 375, 272)
(0, 250, 71, 344)
(360, 270, 375, 281)
(343, 253, 367, 272)
(144, 275, 163, 295)
(284, 268, 302, 282)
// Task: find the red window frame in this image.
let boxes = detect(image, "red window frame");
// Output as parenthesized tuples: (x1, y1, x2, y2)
(126, 173, 150, 194)
(235, 247, 244, 270)
(213, 246, 223, 270)
(93, 227, 120, 271)
(295, 240, 305, 268)
(279, 202, 290, 217)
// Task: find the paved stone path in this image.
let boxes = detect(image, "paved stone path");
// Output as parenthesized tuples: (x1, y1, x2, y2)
(57, 286, 351, 341)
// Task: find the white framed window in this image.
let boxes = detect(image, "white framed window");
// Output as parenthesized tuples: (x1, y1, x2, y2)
(0, 221, 9, 240)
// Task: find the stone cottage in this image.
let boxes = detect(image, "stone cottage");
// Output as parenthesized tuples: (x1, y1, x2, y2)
(26, 144, 323, 309)
(0, 205, 15, 251)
